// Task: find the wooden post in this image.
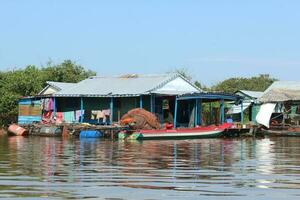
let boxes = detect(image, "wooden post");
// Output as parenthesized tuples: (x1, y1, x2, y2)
(140, 95, 143, 109)
(199, 99, 202, 125)
(53, 97, 56, 119)
(153, 94, 156, 113)
(220, 99, 225, 124)
(210, 102, 213, 124)
(150, 94, 153, 113)
(241, 100, 244, 124)
(195, 99, 198, 127)
(174, 97, 178, 128)
(80, 97, 83, 123)
(110, 97, 113, 125)
(161, 98, 164, 123)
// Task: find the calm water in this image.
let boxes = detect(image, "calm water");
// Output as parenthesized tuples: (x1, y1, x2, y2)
(0, 136, 299, 200)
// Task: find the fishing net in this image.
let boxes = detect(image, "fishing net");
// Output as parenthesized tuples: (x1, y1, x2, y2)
(120, 108, 161, 130)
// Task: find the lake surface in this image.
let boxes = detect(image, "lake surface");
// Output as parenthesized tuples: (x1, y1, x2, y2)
(0, 136, 299, 200)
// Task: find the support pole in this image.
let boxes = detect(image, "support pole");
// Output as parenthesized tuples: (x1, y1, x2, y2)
(139, 95, 143, 109)
(161, 98, 164, 123)
(53, 97, 56, 119)
(240, 100, 244, 124)
(80, 97, 83, 123)
(199, 99, 202, 125)
(195, 99, 198, 127)
(174, 97, 178, 128)
(153, 94, 156, 113)
(220, 99, 225, 124)
(210, 102, 213, 124)
(150, 94, 153, 113)
(110, 97, 113, 125)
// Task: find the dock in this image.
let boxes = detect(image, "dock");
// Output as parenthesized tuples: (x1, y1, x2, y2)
(21, 123, 127, 139)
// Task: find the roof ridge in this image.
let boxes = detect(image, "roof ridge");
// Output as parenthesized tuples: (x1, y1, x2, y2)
(88, 73, 176, 79)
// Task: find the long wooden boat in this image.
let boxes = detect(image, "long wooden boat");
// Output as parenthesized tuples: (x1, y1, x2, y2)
(119, 123, 232, 140)
(262, 127, 300, 137)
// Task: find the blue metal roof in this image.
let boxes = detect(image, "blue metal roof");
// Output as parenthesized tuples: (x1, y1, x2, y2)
(237, 90, 264, 99)
(53, 73, 200, 97)
(46, 81, 76, 91)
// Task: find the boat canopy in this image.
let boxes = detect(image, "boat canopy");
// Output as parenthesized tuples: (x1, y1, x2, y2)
(173, 92, 244, 128)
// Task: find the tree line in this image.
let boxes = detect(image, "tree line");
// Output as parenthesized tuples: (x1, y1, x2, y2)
(0, 60, 96, 126)
(0, 61, 277, 126)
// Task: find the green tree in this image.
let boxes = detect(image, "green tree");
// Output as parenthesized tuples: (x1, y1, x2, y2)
(212, 74, 277, 93)
(0, 60, 96, 126)
(41, 60, 96, 83)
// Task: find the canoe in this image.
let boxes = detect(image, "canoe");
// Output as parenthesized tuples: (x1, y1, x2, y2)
(119, 123, 231, 140)
(37, 126, 62, 137)
(262, 129, 300, 137)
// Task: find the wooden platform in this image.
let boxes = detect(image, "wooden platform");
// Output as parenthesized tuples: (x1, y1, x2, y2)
(21, 123, 127, 139)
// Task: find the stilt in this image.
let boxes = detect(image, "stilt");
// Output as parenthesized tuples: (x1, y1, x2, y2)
(110, 97, 113, 125)
(174, 97, 178, 128)
(140, 95, 143, 109)
(80, 97, 83, 123)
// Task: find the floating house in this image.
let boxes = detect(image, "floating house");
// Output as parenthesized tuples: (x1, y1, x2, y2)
(227, 90, 263, 123)
(18, 73, 202, 125)
(256, 81, 300, 128)
(18, 81, 76, 124)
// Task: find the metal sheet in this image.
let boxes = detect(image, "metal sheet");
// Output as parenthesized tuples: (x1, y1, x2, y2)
(227, 102, 251, 114)
(256, 103, 277, 128)
(54, 73, 200, 97)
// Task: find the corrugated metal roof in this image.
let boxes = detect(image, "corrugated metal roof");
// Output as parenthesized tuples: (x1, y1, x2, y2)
(259, 81, 300, 102)
(54, 73, 200, 97)
(46, 81, 76, 91)
(264, 81, 300, 93)
(237, 90, 264, 99)
(38, 81, 76, 95)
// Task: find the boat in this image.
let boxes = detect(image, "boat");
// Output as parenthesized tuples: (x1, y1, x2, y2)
(32, 126, 63, 137)
(261, 126, 300, 137)
(119, 123, 232, 140)
(119, 92, 242, 140)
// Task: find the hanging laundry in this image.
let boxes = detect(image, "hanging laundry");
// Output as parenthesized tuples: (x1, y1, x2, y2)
(103, 109, 111, 116)
(48, 98, 54, 111)
(75, 110, 84, 121)
(42, 111, 53, 124)
(63, 111, 75, 123)
(91, 110, 98, 120)
(97, 110, 104, 119)
(56, 112, 63, 124)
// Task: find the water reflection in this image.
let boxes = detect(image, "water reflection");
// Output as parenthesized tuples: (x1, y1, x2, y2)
(0, 135, 300, 199)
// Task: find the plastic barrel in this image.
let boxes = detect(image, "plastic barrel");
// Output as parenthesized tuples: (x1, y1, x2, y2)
(80, 130, 103, 138)
(8, 124, 27, 136)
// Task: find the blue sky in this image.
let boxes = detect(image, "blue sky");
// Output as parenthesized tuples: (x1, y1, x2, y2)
(0, 0, 299, 86)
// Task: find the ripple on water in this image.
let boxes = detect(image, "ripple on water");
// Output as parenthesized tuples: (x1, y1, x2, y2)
(0, 136, 300, 199)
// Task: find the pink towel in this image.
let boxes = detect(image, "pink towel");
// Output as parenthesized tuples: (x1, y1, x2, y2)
(56, 112, 63, 123)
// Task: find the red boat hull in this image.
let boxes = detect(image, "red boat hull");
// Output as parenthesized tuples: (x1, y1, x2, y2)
(120, 123, 232, 140)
